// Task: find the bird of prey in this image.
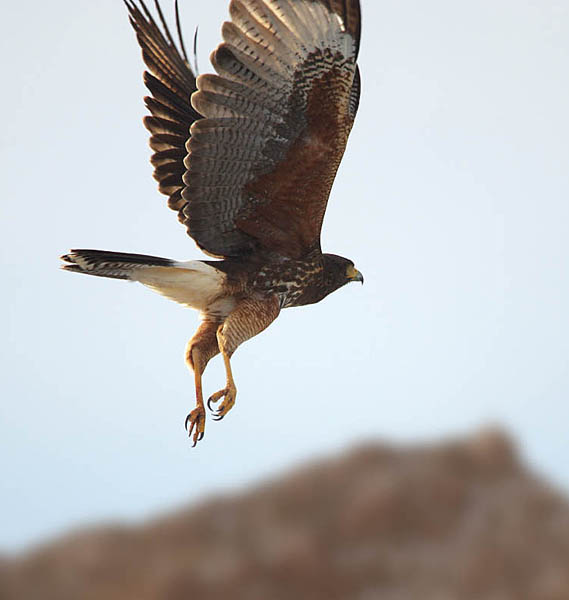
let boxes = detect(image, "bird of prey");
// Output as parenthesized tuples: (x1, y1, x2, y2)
(61, 0, 364, 445)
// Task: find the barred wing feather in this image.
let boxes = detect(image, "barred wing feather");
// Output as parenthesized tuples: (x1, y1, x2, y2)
(127, 0, 361, 260)
(125, 0, 202, 212)
(187, 0, 361, 259)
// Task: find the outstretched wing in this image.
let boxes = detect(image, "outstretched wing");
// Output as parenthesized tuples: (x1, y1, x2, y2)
(127, 0, 361, 260)
(125, 0, 201, 215)
(187, 0, 361, 259)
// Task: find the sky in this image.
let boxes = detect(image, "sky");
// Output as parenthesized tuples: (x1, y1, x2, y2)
(1, 0, 568, 552)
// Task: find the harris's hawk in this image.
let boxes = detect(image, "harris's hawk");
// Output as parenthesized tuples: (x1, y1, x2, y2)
(61, 0, 364, 445)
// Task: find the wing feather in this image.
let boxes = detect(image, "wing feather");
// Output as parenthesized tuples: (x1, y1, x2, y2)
(125, 1, 201, 215)
(184, 0, 362, 259)
(126, 0, 361, 259)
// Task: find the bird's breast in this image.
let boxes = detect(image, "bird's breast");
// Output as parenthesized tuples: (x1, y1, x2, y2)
(250, 258, 324, 308)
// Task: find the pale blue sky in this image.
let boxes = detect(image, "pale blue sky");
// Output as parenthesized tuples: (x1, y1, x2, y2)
(1, 0, 568, 552)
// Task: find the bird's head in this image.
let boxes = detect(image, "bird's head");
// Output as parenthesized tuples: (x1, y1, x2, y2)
(322, 253, 364, 292)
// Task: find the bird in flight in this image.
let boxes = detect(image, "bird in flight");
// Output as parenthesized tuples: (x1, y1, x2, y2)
(61, 0, 364, 445)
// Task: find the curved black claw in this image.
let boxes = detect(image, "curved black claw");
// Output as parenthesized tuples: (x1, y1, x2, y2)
(191, 431, 205, 447)
(207, 396, 216, 413)
(185, 408, 206, 447)
(212, 413, 224, 422)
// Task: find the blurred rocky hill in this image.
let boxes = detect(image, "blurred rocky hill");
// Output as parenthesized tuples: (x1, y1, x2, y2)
(1, 429, 568, 599)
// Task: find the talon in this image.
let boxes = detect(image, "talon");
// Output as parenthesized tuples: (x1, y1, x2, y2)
(207, 384, 237, 421)
(184, 406, 206, 446)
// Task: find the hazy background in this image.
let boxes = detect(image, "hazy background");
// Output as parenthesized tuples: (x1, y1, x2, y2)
(1, 0, 568, 552)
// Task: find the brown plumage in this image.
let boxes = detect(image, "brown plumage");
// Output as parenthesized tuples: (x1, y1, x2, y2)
(60, 0, 364, 445)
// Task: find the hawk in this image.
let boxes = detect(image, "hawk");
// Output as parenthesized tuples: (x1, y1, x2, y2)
(61, 0, 364, 445)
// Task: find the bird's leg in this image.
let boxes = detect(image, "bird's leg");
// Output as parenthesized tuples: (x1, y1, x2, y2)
(208, 346, 237, 421)
(185, 354, 207, 446)
(184, 319, 220, 446)
(208, 296, 280, 421)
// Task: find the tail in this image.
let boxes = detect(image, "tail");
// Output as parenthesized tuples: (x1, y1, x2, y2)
(60, 249, 226, 310)
(60, 249, 175, 280)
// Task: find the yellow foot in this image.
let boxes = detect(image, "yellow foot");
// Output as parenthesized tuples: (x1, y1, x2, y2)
(207, 384, 237, 421)
(185, 406, 206, 447)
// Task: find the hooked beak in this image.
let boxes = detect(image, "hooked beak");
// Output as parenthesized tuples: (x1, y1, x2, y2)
(347, 266, 364, 285)
(353, 270, 364, 285)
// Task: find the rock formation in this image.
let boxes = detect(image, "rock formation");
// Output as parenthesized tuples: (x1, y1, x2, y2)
(1, 429, 568, 599)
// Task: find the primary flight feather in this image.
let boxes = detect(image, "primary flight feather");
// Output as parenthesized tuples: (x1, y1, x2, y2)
(61, 0, 364, 445)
